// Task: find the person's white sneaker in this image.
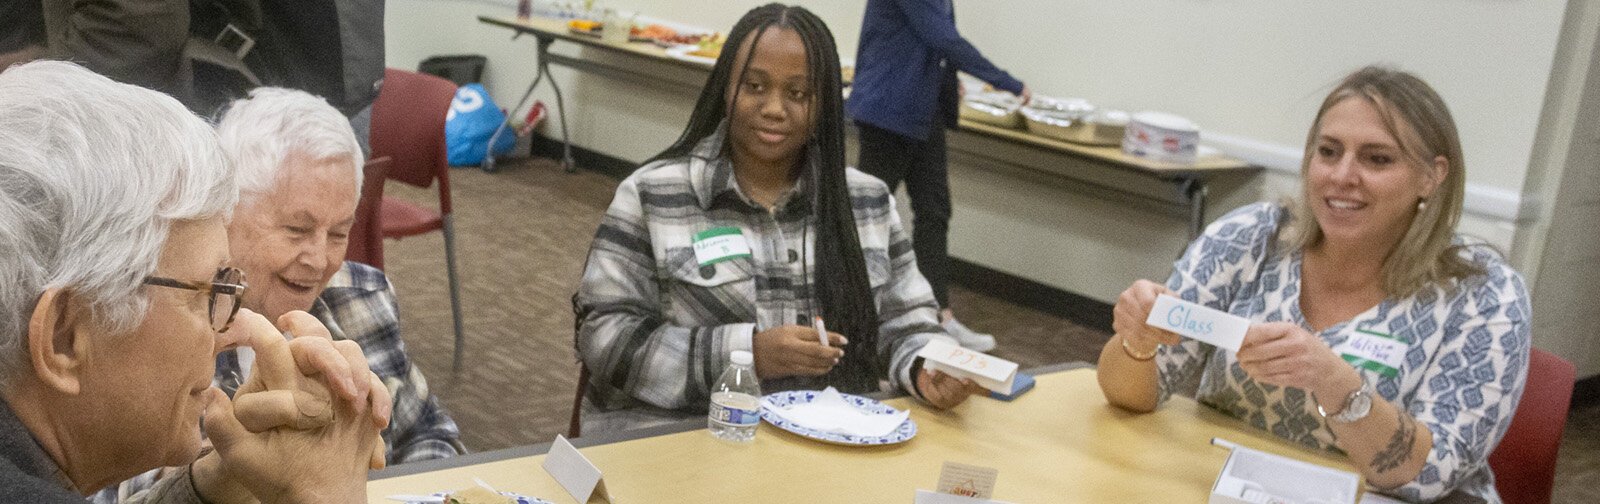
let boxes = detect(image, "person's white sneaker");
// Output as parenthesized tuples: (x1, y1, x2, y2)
(941, 317, 997, 352)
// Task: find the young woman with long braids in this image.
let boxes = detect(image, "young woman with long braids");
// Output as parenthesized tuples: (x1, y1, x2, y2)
(574, 4, 984, 431)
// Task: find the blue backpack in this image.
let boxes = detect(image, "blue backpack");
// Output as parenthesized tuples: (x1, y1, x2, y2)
(445, 83, 516, 166)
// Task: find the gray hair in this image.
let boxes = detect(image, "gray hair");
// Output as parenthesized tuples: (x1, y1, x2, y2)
(216, 87, 363, 206)
(0, 61, 238, 384)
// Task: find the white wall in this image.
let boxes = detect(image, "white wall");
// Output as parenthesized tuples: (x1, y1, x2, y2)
(1512, 0, 1600, 377)
(386, 0, 1566, 301)
(393, 0, 1565, 197)
(959, 1, 1565, 194)
(387, 0, 868, 164)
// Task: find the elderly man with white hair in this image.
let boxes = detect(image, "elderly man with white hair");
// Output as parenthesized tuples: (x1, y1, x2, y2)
(0, 61, 391, 503)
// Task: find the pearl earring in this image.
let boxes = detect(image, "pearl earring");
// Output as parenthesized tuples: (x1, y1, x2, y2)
(1417, 199, 1428, 212)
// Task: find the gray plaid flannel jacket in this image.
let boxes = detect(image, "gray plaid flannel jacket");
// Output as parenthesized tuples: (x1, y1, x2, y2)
(575, 126, 956, 416)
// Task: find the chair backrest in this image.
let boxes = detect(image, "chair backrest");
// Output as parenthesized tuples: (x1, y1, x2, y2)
(371, 67, 458, 213)
(346, 156, 391, 269)
(1489, 347, 1576, 504)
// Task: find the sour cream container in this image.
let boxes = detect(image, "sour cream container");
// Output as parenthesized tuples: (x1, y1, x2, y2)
(1122, 111, 1200, 164)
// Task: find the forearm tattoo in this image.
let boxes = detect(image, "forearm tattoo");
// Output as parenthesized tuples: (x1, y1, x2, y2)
(1371, 408, 1418, 474)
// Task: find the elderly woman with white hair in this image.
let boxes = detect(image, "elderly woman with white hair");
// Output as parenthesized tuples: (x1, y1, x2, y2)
(1097, 66, 1530, 503)
(0, 61, 391, 503)
(211, 87, 466, 464)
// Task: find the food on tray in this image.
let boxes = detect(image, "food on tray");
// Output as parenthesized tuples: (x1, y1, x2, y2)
(658, 33, 707, 45)
(689, 33, 726, 59)
(446, 487, 512, 504)
(567, 19, 602, 32)
(631, 24, 675, 39)
(629, 24, 708, 45)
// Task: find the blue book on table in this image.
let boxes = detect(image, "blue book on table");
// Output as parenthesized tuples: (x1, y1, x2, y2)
(989, 371, 1036, 401)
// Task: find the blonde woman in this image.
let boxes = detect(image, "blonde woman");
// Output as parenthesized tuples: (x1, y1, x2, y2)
(1097, 66, 1529, 503)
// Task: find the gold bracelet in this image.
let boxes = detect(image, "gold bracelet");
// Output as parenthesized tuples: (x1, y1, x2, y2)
(1120, 335, 1159, 361)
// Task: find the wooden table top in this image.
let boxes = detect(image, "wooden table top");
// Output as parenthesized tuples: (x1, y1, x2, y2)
(367, 367, 1358, 503)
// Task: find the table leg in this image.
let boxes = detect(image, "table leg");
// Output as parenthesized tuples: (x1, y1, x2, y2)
(483, 35, 578, 173)
(481, 37, 554, 172)
(1182, 177, 1208, 241)
(545, 56, 575, 173)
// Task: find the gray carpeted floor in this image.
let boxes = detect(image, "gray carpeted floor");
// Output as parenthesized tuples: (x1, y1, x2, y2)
(380, 157, 1597, 503)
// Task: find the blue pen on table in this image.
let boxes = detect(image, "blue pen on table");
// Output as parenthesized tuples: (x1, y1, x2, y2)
(813, 316, 828, 347)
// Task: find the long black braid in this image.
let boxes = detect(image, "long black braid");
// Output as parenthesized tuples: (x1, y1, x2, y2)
(650, 4, 882, 393)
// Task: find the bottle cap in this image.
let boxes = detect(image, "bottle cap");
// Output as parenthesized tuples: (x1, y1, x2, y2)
(730, 350, 753, 366)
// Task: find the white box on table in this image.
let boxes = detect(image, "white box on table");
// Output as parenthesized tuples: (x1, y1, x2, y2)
(1210, 444, 1359, 504)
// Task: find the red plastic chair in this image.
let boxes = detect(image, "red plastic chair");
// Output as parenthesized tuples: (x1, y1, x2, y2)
(370, 68, 467, 374)
(1489, 348, 1576, 504)
(346, 156, 391, 269)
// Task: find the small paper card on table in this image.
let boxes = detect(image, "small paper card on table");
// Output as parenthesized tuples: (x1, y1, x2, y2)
(916, 340, 1019, 394)
(542, 435, 612, 503)
(1146, 294, 1250, 352)
(936, 461, 998, 499)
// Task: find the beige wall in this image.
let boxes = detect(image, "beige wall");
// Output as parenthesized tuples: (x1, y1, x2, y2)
(387, 0, 1592, 372)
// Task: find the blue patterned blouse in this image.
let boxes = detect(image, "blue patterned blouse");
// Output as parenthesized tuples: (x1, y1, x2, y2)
(1155, 203, 1530, 503)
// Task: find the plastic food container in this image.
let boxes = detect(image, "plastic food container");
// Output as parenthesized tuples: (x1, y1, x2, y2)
(1122, 111, 1200, 164)
(1073, 109, 1130, 146)
(960, 91, 1024, 129)
(1020, 96, 1095, 142)
(1026, 108, 1129, 146)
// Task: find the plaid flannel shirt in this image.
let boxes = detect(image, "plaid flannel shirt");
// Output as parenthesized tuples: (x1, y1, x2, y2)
(223, 261, 466, 463)
(91, 262, 463, 503)
(576, 125, 955, 418)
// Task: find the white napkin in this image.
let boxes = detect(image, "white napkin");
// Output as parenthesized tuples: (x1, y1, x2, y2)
(761, 387, 909, 438)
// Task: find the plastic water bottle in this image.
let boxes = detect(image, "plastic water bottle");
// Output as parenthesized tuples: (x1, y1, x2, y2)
(708, 350, 762, 443)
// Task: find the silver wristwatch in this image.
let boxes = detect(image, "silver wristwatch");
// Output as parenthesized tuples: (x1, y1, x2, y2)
(1317, 377, 1373, 424)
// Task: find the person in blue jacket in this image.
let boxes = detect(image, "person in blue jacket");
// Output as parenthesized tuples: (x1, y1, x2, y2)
(845, 0, 1029, 352)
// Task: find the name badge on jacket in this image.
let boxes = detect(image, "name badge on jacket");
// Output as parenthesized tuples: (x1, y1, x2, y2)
(1338, 329, 1407, 378)
(693, 226, 752, 266)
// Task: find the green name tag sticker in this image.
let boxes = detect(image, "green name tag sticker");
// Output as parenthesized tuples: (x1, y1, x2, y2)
(692, 226, 752, 266)
(1339, 329, 1407, 378)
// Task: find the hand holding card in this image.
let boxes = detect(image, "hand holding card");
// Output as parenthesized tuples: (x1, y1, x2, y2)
(1144, 295, 1250, 352)
(916, 340, 1019, 394)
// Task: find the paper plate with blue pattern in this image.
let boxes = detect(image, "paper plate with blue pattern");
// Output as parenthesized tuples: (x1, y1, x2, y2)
(759, 390, 917, 446)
